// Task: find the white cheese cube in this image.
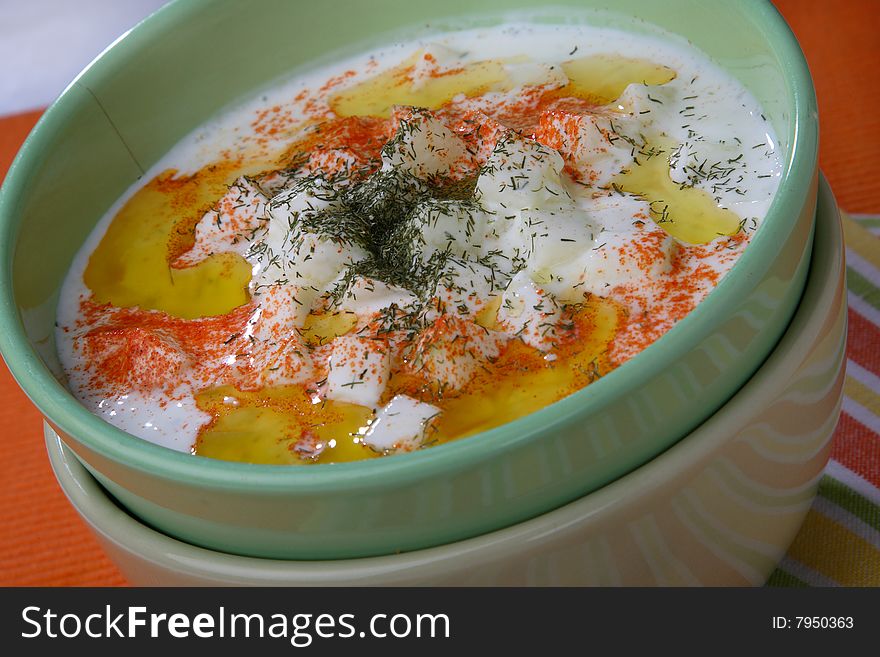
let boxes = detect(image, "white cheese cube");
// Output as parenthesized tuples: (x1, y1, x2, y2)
(326, 336, 391, 408)
(504, 61, 568, 90)
(474, 133, 600, 268)
(418, 340, 477, 392)
(410, 44, 465, 89)
(411, 199, 487, 261)
(244, 175, 368, 322)
(267, 176, 341, 233)
(615, 83, 679, 126)
(535, 111, 633, 188)
(248, 281, 314, 340)
(517, 205, 597, 274)
(435, 258, 505, 317)
(259, 175, 345, 263)
(78, 326, 191, 393)
(382, 107, 469, 180)
(496, 270, 563, 351)
(573, 227, 677, 300)
(330, 275, 419, 317)
(408, 315, 501, 391)
(225, 336, 314, 392)
(476, 133, 572, 211)
(362, 395, 440, 452)
(175, 177, 269, 266)
(286, 233, 368, 290)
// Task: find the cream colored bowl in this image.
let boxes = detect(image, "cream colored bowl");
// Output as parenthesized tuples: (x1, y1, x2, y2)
(45, 175, 844, 586)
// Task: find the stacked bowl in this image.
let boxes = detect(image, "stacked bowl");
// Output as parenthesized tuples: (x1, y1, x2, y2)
(0, 0, 839, 584)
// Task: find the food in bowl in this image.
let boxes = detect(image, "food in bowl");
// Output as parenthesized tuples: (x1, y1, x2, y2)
(56, 22, 782, 465)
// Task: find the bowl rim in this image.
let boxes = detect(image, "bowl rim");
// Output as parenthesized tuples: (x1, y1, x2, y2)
(44, 173, 841, 582)
(0, 0, 818, 492)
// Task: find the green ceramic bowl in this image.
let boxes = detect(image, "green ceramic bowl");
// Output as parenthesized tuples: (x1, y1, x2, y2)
(44, 175, 845, 585)
(0, 0, 818, 559)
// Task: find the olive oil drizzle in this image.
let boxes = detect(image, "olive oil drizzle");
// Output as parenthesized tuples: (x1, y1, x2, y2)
(613, 140, 743, 245)
(79, 49, 757, 465)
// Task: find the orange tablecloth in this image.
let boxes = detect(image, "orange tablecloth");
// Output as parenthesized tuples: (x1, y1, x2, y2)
(1, 0, 878, 586)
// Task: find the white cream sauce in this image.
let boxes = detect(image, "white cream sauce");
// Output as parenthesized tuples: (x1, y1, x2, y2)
(57, 21, 783, 454)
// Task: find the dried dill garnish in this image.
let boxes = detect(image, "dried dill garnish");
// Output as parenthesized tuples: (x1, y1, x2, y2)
(301, 166, 484, 307)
